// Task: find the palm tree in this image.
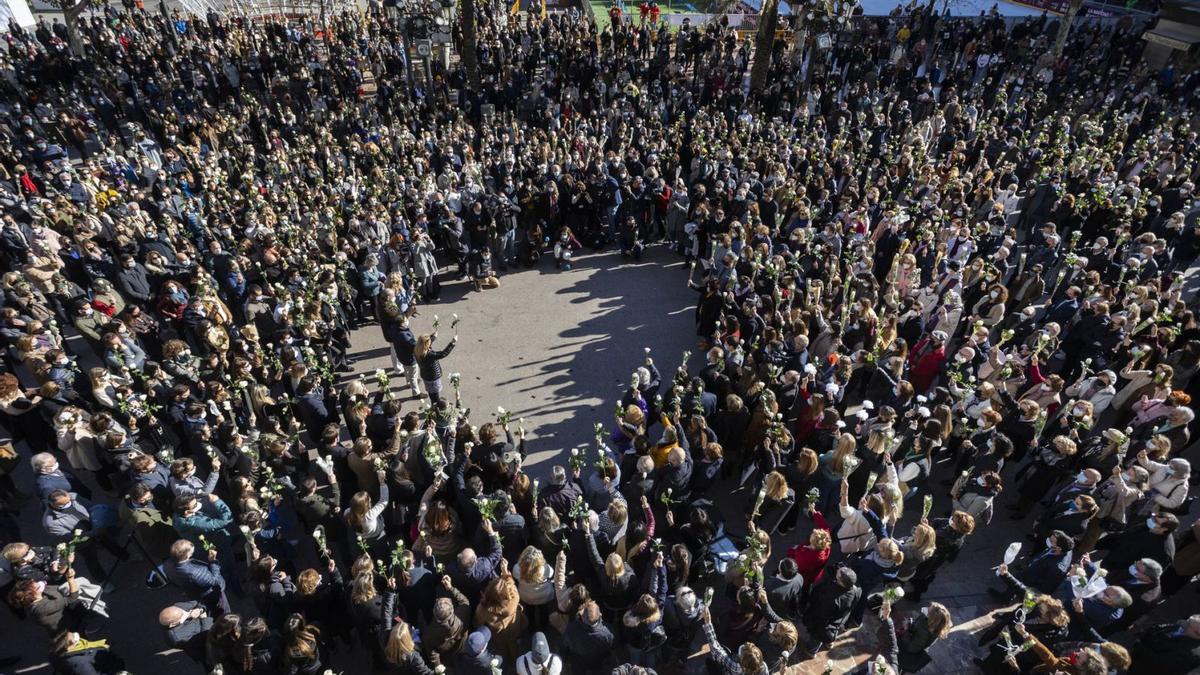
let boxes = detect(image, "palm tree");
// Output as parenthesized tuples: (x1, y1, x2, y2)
(59, 0, 89, 56)
(750, 0, 781, 93)
(1053, 0, 1083, 57)
(460, 0, 480, 89)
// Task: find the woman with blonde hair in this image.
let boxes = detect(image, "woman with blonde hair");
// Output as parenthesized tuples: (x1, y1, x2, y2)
(583, 517, 639, 614)
(413, 332, 457, 404)
(762, 620, 800, 671)
(383, 617, 437, 674)
(725, 526, 773, 589)
(785, 506, 833, 585)
(894, 253, 920, 297)
(747, 470, 795, 534)
(474, 563, 528, 661)
(848, 538, 905, 623)
(897, 522, 937, 582)
(343, 466, 390, 545)
(897, 601, 953, 672)
(614, 404, 646, 454)
(516, 546, 555, 628)
(815, 432, 858, 514)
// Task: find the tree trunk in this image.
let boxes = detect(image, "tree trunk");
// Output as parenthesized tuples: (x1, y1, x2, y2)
(749, 0, 780, 93)
(61, 0, 88, 57)
(1053, 0, 1083, 58)
(460, 0, 480, 89)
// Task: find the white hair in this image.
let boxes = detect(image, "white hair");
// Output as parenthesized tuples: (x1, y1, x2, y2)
(30, 453, 56, 473)
(550, 465, 567, 486)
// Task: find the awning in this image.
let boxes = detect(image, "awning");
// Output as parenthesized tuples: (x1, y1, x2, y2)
(1142, 19, 1200, 50)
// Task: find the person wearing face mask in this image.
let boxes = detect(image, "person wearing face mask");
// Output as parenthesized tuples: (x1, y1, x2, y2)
(1135, 449, 1192, 514)
(1033, 492, 1099, 545)
(993, 531, 1074, 599)
(1041, 398, 1099, 446)
(114, 254, 152, 304)
(1108, 557, 1163, 627)
(1093, 508, 1179, 578)
(42, 489, 126, 581)
(894, 601, 952, 673)
(1112, 361, 1174, 425)
(951, 470, 1003, 523)
(1017, 354, 1064, 417)
(1064, 369, 1117, 418)
(71, 300, 113, 350)
(30, 452, 91, 502)
(1010, 435, 1077, 520)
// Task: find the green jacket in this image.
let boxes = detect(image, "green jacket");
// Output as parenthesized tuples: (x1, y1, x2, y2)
(120, 499, 176, 561)
(172, 498, 233, 545)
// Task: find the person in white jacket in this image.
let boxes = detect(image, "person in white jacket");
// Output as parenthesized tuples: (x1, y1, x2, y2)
(837, 478, 889, 555)
(345, 469, 390, 541)
(1064, 370, 1117, 417)
(515, 632, 563, 675)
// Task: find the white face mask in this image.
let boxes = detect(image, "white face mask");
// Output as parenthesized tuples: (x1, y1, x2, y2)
(1076, 472, 1088, 484)
(989, 291, 998, 299)
(1146, 517, 1157, 530)
(1045, 537, 1055, 549)
(1128, 564, 1139, 579)
(1040, 384, 1051, 392)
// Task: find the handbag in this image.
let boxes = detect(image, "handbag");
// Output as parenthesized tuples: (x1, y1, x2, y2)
(0, 441, 18, 475)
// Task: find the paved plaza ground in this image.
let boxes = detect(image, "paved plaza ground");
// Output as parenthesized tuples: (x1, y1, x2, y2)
(3, 246, 1197, 674)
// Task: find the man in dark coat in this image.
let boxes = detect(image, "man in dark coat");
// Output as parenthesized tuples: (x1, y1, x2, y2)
(802, 566, 862, 654)
(448, 521, 502, 604)
(1094, 513, 1178, 573)
(158, 601, 214, 666)
(562, 601, 616, 674)
(1128, 616, 1200, 675)
(765, 557, 806, 621)
(161, 539, 229, 614)
(537, 466, 583, 520)
(296, 377, 335, 439)
(116, 255, 154, 304)
(990, 530, 1072, 598)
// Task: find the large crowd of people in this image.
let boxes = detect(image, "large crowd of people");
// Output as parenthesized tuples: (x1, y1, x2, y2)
(0, 0, 1199, 673)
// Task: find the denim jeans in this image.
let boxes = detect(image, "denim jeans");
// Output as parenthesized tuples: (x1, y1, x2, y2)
(493, 229, 516, 264)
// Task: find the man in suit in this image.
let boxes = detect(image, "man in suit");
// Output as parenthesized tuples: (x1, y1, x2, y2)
(765, 557, 805, 621)
(1042, 286, 1081, 326)
(158, 600, 214, 666)
(162, 539, 229, 614)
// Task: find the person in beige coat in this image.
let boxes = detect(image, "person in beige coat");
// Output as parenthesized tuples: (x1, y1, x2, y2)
(474, 562, 528, 661)
(1078, 464, 1148, 553)
(1112, 361, 1173, 418)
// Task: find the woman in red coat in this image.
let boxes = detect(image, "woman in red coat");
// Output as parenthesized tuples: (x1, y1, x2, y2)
(908, 331, 948, 394)
(786, 508, 832, 586)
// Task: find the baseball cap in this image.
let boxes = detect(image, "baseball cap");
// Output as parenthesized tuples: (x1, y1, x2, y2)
(466, 627, 491, 656)
(531, 632, 551, 664)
